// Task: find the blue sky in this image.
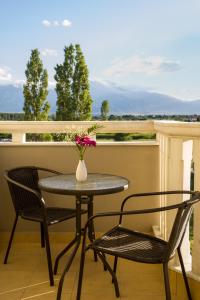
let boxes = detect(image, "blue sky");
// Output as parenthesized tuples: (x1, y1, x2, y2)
(1, 0, 200, 100)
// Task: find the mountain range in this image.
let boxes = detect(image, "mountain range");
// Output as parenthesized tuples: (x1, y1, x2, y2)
(0, 81, 200, 115)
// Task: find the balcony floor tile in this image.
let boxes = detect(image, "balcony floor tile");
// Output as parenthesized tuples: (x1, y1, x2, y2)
(0, 242, 180, 300)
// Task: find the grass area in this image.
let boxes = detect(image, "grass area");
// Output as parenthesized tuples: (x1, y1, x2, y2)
(0, 132, 156, 142)
(96, 132, 156, 141)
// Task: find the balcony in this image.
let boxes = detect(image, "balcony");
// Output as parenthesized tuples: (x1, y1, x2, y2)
(0, 120, 200, 299)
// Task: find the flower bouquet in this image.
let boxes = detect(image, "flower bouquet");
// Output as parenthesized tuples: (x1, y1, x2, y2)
(66, 124, 101, 181)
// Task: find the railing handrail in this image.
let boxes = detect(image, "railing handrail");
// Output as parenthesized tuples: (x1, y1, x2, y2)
(0, 120, 154, 133)
(0, 120, 200, 143)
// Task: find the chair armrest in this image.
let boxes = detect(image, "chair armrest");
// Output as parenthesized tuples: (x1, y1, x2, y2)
(121, 190, 194, 209)
(83, 190, 197, 229)
(35, 166, 63, 175)
(119, 190, 195, 224)
(86, 201, 185, 225)
(85, 190, 199, 229)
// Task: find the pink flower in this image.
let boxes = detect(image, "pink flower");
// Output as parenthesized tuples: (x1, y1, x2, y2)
(67, 124, 101, 160)
(75, 135, 96, 147)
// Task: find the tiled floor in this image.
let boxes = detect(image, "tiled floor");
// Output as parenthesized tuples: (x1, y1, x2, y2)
(0, 241, 176, 300)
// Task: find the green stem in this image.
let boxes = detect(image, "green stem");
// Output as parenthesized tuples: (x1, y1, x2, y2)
(76, 145, 85, 160)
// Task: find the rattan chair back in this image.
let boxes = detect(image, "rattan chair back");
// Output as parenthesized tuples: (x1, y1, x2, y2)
(5, 166, 41, 213)
(165, 199, 195, 261)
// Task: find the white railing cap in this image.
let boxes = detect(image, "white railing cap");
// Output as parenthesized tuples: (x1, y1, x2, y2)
(0, 120, 154, 134)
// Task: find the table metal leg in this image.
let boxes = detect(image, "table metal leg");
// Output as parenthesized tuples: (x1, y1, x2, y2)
(87, 196, 95, 240)
(54, 196, 83, 274)
(54, 235, 78, 275)
(56, 237, 81, 300)
(56, 196, 82, 300)
(86, 196, 97, 261)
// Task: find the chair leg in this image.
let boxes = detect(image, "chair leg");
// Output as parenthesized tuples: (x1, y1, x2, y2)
(177, 247, 192, 300)
(112, 256, 118, 283)
(97, 252, 120, 297)
(87, 198, 98, 262)
(4, 215, 18, 264)
(76, 246, 87, 300)
(40, 223, 45, 248)
(113, 256, 118, 275)
(163, 263, 171, 300)
(43, 222, 54, 286)
(102, 252, 108, 271)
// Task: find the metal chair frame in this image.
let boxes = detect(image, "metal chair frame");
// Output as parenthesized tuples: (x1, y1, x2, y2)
(4, 166, 85, 286)
(76, 190, 200, 300)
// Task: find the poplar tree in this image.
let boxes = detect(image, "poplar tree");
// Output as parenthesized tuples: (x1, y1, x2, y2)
(54, 44, 74, 120)
(72, 44, 92, 120)
(101, 100, 110, 120)
(23, 49, 50, 120)
(54, 44, 92, 120)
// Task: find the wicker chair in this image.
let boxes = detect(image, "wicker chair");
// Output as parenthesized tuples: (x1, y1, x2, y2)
(4, 166, 86, 286)
(76, 191, 200, 300)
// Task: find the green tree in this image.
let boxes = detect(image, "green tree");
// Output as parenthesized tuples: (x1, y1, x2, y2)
(101, 100, 109, 120)
(72, 44, 92, 120)
(23, 49, 50, 120)
(54, 44, 92, 120)
(54, 44, 74, 120)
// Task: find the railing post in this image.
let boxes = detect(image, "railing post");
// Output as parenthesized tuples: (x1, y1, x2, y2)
(181, 140, 193, 266)
(157, 133, 169, 239)
(12, 132, 26, 144)
(166, 138, 183, 244)
(192, 139, 200, 276)
(158, 134, 192, 266)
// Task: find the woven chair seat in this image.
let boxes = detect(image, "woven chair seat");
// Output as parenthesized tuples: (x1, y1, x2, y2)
(90, 226, 168, 263)
(21, 207, 87, 225)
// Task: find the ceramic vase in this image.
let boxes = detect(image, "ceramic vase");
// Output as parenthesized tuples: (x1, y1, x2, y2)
(76, 160, 87, 182)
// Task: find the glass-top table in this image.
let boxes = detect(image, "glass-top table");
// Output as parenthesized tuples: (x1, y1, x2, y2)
(39, 173, 129, 195)
(39, 173, 129, 300)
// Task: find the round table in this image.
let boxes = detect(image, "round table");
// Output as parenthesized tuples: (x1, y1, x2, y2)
(39, 173, 129, 300)
(39, 173, 128, 196)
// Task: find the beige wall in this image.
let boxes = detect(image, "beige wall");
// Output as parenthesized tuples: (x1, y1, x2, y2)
(0, 143, 159, 233)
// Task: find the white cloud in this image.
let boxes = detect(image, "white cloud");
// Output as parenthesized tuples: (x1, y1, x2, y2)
(42, 19, 51, 27)
(41, 48, 58, 57)
(0, 67, 26, 87)
(42, 19, 72, 28)
(62, 19, 72, 27)
(104, 55, 181, 77)
(0, 67, 12, 83)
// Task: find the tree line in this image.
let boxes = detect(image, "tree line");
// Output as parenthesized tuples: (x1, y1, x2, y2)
(23, 45, 109, 122)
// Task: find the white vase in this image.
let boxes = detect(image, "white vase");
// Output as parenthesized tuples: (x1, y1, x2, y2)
(76, 160, 87, 182)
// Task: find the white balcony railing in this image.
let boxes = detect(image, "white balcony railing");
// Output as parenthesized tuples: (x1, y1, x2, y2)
(0, 120, 154, 143)
(0, 120, 200, 282)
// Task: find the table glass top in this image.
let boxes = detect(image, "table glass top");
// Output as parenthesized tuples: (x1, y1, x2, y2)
(39, 173, 129, 196)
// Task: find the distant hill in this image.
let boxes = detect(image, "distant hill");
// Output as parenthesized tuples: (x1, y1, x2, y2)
(0, 82, 200, 115)
(90, 81, 200, 115)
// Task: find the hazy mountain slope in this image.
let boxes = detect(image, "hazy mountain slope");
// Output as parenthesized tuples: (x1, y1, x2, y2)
(0, 83, 200, 115)
(90, 81, 200, 115)
(0, 85, 23, 112)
